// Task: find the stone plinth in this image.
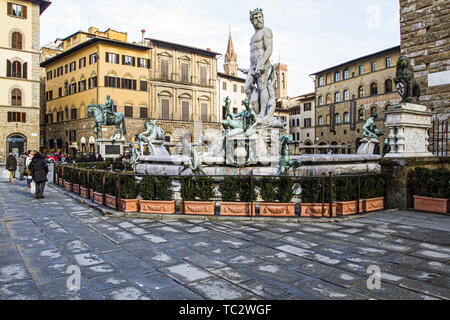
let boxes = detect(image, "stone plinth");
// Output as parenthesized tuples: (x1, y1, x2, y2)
(97, 139, 127, 160)
(383, 103, 433, 158)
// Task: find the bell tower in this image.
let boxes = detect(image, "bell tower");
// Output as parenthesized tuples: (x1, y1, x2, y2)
(223, 30, 238, 76)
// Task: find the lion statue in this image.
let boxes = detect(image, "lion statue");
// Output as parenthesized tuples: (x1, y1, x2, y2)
(394, 55, 420, 103)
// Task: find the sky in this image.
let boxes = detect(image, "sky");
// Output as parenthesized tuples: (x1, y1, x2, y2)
(40, 0, 401, 96)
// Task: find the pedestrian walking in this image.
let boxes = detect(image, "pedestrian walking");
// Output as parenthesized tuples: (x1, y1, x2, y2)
(25, 150, 34, 188)
(96, 154, 104, 162)
(6, 153, 17, 183)
(29, 152, 49, 199)
(18, 153, 26, 180)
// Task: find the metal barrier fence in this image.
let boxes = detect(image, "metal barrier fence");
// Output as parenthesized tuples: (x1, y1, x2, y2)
(430, 118, 449, 156)
(54, 164, 386, 218)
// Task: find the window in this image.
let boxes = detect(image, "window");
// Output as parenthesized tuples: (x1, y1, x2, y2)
(69, 61, 76, 72)
(334, 72, 340, 82)
(343, 69, 349, 80)
(78, 80, 86, 92)
(343, 112, 349, 123)
(233, 84, 237, 92)
(326, 95, 331, 104)
(79, 57, 86, 68)
(370, 82, 378, 96)
(318, 76, 324, 86)
(318, 116, 324, 126)
(343, 89, 349, 101)
(121, 78, 136, 90)
(139, 107, 148, 119)
(65, 108, 69, 120)
(282, 73, 285, 88)
(58, 87, 62, 97)
(241, 86, 245, 94)
(304, 118, 312, 128)
(296, 119, 300, 127)
(385, 79, 393, 93)
(140, 80, 148, 91)
(181, 63, 189, 82)
(161, 60, 169, 80)
(318, 96, 323, 106)
(371, 61, 376, 72)
(182, 101, 190, 121)
(11, 32, 22, 49)
(46, 90, 53, 101)
(71, 109, 77, 120)
(124, 106, 133, 118)
(57, 111, 63, 122)
(104, 76, 120, 88)
(358, 86, 365, 98)
(359, 65, 364, 75)
(7, 60, 26, 78)
(200, 66, 207, 86)
(106, 52, 119, 64)
(47, 71, 52, 80)
(335, 92, 340, 103)
(358, 109, 364, 121)
(89, 53, 97, 64)
(138, 58, 149, 68)
(304, 103, 311, 111)
(161, 99, 170, 120)
(371, 106, 377, 116)
(88, 76, 97, 89)
(222, 82, 227, 90)
(70, 82, 76, 94)
(334, 113, 340, 124)
(386, 57, 392, 68)
(7, 112, 26, 123)
(296, 132, 300, 141)
(201, 103, 208, 122)
(11, 88, 22, 106)
(122, 55, 134, 66)
(8, 3, 26, 18)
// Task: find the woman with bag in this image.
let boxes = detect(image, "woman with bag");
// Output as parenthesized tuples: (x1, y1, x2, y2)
(29, 152, 49, 199)
(25, 150, 34, 188)
(6, 153, 17, 183)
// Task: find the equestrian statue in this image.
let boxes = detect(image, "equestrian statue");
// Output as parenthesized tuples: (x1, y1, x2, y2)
(87, 95, 126, 140)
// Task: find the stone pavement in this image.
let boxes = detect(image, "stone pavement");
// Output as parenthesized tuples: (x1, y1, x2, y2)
(0, 179, 449, 300)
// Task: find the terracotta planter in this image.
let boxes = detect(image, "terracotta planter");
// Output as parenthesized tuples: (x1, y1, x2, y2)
(73, 184, 80, 194)
(120, 199, 139, 213)
(220, 202, 256, 217)
(336, 200, 364, 216)
(413, 195, 449, 214)
(140, 200, 176, 214)
(80, 187, 89, 198)
(90, 189, 94, 200)
(93, 191, 103, 204)
(105, 194, 117, 209)
(363, 197, 385, 212)
(300, 203, 337, 218)
(64, 181, 73, 191)
(182, 201, 215, 215)
(259, 202, 296, 217)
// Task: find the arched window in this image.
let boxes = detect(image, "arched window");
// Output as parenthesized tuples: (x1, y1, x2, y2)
(358, 109, 364, 121)
(12, 61, 21, 78)
(12, 32, 22, 50)
(384, 79, 393, 93)
(64, 81, 69, 96)
(318, 76, 324, 86)
(318, 116, 323, 126)
(6, 133, 27, 157)
(318, 96, 323, 106)
(334, 113, 340, 124)
(343, 112, 349, 123)
(358, 86, 365, 98)
(335, 92, 340, 103)
(370, 82, 378, 96)
(371, 106, 377, 115)
(343, 89, 349, 101)
(326, 95, 331, 104)
(11, 88, 22, 106)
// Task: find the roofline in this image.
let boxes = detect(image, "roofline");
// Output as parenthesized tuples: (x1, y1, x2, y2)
(40, 37, 150, 67)
(309, 45, 400, 76)
(24, 0, 51, 14)
(147, 38, 220, 57)
(217, 72, 245, 82)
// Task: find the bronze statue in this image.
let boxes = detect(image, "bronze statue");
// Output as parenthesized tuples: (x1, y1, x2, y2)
(394, 56, 420, 103)
(363, 112, 384, 140)
(277, 134, 301, 176)
(221, 98, 258, 139)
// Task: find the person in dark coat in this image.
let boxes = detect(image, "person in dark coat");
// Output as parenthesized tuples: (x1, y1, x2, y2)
(89, 153, 96, 162)
(28, 152, 49, 199)
(6, 153, 17, 183)
(96, 154, 104, 162)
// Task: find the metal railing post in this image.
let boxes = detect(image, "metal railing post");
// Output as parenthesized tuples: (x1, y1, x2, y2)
(329, 172, 333, 218)
(356, 176, 360, 214)
(102, 172, 106, 206)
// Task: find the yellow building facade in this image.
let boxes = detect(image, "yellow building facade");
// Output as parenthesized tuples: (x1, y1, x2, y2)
(41, 28, 220, 155)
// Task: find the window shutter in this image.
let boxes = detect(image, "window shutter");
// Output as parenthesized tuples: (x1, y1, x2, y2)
(7, 3, 12, 15)
(132, 57, 135, 66)
(23, 6, 27, 18)
(8, 112, 11, 122)
(6, 59, 11, 77)
(122, 55, 125, 65)
(22, 113, 26, 123)
(104, 76, 108, 87)
(147, 59, 151, 69)
(116, 54, 119, 64)
(132, 80, 136, 90)
(105, 53, 109, 62)
(89, 55, 92, 64)
(22, 62, 27, 79)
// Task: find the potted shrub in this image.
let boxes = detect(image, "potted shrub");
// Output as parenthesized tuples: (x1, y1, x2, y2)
(72, 168, 80, 194)
(92, 171, 104, 204)
(79, 170, 89, 198)
(119, 174, 139, 212)
(58, 166, 63, 186)
(104, 173, 117, 209)
(64, 167, 73, 191)
(334, 177, 363, 216)
(409, 167, 450, 214)
(219, 176, 256, 216)
(300, 177, 337, 218)
(139, 176, 175, 214)
(258, 177, 297, 217)
(181, 176, 215, 215)
(361, 175, 385, 212)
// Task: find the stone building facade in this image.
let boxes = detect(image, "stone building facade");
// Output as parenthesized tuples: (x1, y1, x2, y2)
(41, 27, 220, 156)
(288, 92, 315, 153)
(399, 0, 450, 114)
(311, 46, 402, 154)
(0, 0, 50, 164)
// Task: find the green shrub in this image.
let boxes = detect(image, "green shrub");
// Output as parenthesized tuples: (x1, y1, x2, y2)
(360, 175, 385, 199)
(63, 167, 72, 183)
(105, 173, 116, 195)
(408, 167, 450, 199)
(139, 176, 156, 200)
(257, 177, 277, 202)
(300, 177, 334, 203)
(238, 176, 256, 202)
(182, 176, 214, 201)
(334, 177, 356, 202)
(120, 175, 138, 199)
(139, 176, 173, 201)
(79, 170, 88, 188)
(257, 177, 296, 203)
(218, 176, 238, 202)
(93, 171, 104, 193)
(71, 168, 79, 184)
